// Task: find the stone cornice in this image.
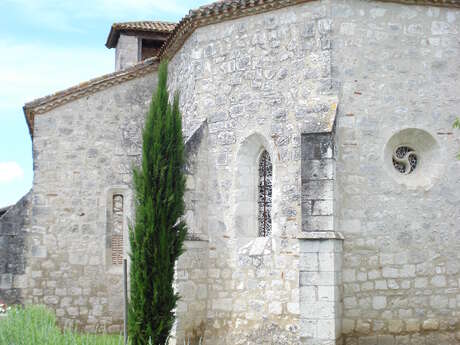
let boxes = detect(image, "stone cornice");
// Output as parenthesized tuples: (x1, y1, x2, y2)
(23, 57, 159, 138)
(297, 231, 345, 240)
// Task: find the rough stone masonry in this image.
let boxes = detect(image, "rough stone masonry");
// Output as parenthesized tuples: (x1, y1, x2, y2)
(1, 0, 460, 344)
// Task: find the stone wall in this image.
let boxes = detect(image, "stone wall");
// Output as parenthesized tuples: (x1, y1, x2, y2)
(299, 131, 343, 345)
(299, 236, 343, 344)
(301, 132, 336, 233)
(18, 72, 158, 331)
(115, 34, 139, 71)
(332, 1, 460, 344)
(183, 121, 209, 241)
(171, 121, 210, 344)
(168, 0, 460, 343)
(0, 192, 31, 305)
(174, 239, 209, 344)
(168, 2, 339, 343)
(1, 0, 459, 343)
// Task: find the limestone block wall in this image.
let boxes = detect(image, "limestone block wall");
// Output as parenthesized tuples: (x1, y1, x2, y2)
(174, 239, 209, 344)
(17, 72, 158, 331)
(115, 34, 139, 71)
(299, 237, 343, 344)
(168, 2, 339, 343)
(300, 130, 343, 345)
(168, 0, 460, 343)
(301, 133, 336, 233)
(184, 121, 209, 241)
(1, 0, 459, 343)
(170, 121, 210, 344)
(332, 1, 460, 344)
(0, 193, 31, 305)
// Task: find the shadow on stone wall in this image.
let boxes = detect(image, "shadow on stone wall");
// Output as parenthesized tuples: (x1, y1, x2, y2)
(0, 191, 31, 305)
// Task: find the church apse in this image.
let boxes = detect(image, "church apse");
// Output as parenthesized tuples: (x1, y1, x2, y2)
(7, 0, 460, 342)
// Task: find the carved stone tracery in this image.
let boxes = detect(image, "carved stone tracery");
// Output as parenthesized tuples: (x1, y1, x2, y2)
(392, 146, 418, 174)
(258, 150, 272, 237)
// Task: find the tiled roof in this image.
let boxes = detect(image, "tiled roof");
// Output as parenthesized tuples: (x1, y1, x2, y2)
(23, 57, 160, 137)
(106, 21, 176, 48)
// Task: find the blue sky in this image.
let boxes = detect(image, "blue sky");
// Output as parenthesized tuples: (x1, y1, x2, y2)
(0, 0, 209, 207)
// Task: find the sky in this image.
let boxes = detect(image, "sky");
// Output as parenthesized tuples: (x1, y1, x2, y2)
(0, 0, 209, 208)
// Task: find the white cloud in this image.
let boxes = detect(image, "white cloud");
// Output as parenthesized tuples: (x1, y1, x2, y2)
(0, 162, 24, 183)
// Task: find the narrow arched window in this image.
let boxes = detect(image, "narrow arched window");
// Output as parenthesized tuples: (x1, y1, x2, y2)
(258, 150, 272, 237)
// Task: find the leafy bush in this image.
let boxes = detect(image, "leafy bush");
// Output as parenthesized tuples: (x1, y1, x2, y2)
(0, 305, 125, 345)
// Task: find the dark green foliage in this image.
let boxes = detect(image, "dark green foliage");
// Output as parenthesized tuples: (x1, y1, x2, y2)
(129, 61, 187, 345)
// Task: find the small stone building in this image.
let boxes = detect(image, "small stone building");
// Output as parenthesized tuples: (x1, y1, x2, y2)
(1, 0, 460, 344)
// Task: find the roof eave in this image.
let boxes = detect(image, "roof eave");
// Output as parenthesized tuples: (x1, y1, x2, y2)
(106, 22, 177, 48)
(105, 26, 118, 48)
(23, 105, 34, 138)
(23, 57, 160, 138)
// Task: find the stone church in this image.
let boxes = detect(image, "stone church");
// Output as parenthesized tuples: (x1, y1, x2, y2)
(1, 0, 460, 344)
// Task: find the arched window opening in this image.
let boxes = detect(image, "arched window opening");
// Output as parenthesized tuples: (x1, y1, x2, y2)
(258, 150, 272, 237)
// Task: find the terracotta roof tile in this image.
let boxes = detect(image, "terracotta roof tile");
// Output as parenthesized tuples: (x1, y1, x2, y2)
(113, 21, 176, 32)
(106, 21, 176, 48)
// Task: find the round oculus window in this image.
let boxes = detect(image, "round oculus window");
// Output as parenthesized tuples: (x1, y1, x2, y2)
(392, 146, 418, 174)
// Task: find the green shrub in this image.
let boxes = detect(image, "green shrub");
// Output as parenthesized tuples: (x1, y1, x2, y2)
(129, 60, 187, 345)
(0, 305, 125, 345)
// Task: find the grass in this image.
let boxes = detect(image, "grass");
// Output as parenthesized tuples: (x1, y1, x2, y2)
(0, 305, 126, 345)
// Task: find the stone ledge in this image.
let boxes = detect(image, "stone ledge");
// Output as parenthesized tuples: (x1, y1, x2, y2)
(185, 234, 209, 242)
(300, 97, 338, 134)
(297, 231, 344, 240)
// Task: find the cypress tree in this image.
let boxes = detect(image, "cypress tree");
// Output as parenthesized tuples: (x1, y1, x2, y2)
(129, 61, 187, 345)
